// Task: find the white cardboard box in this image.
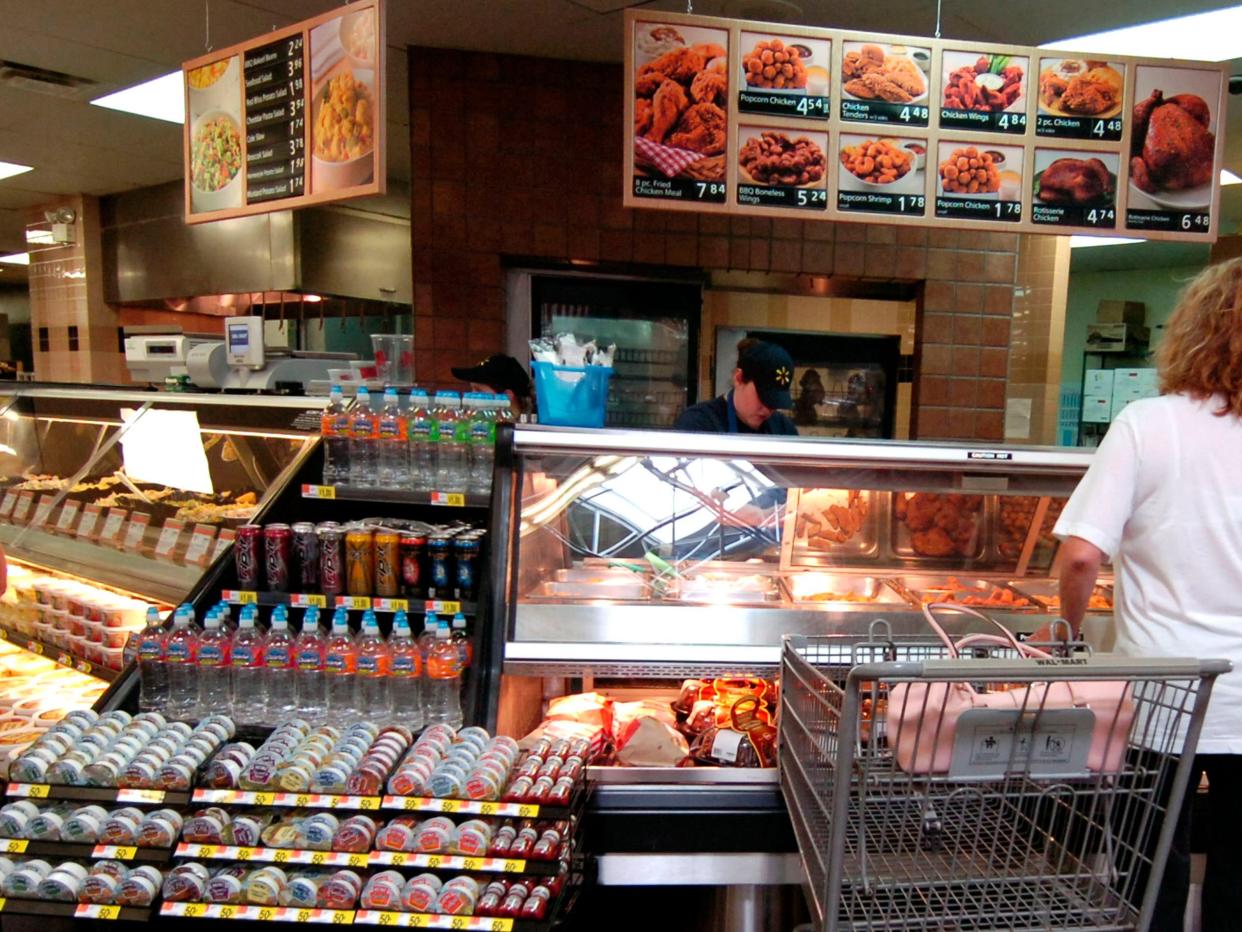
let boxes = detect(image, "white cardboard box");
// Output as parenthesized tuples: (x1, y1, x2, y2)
(1082, 394, 1113, 423)
(1112, 368, 1159, 403)
(1084, 369, 1113, 395)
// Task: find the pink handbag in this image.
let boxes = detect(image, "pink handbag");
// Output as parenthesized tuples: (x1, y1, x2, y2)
(886, 604, 1136, 775)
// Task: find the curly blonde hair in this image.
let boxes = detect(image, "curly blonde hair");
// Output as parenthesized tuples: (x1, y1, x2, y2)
(1157, 257, 1242, 417)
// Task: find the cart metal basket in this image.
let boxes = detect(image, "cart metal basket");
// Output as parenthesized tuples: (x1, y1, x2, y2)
(779, 626, 1230, 932)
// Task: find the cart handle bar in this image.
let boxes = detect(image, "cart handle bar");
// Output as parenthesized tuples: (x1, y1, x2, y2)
(842, 656, 1232, 683)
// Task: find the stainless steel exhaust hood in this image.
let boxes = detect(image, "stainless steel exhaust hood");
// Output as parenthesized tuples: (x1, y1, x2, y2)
(101, 181, 411, 307)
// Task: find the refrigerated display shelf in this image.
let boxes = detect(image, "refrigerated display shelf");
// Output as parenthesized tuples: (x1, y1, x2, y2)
(4, 783, 188, 806)
(0, 838, 172, 863)
(300, 485, 490, 509)
(0, 900, 152, 921)
(191, 789, 381, 811)
(161, 903, 356, 923)
(219, 592, 476, 616)
(0, 624, 119, 682)
(175, 843, 370, 869)
(188, 791, 581, 821)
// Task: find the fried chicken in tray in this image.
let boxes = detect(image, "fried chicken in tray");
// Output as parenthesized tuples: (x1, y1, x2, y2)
(895, 492, 983, 558)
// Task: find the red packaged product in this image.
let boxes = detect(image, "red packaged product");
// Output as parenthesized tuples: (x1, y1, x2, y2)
(532, 828, 562, 861)
(509, 824, 539, 858)
(488, 823, 517, 856)
(548, 776, 575, 806)
(519, 886, 551, 920)
(498, 882, 530, 918)
(502, 776, 533, 802)
(529, 775, 555, 802)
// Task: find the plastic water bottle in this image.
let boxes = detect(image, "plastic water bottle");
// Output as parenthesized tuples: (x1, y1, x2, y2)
(388, 612, 424, 730)
(424, 620, 463, 728)
(494, 394, 514, 426)
(321, 384, 352, 485)
(264, 606, 297, 725)
(407, 389, 437, 492)
(196, 610, 232, 721)
(230, 607, 267, 725)
(349, 387, 378, 487)
(294, 607, 327, 723)
(450, 612, 472, 671)
(433, 392, 467, 493)
(135, 606, 169, 714)
(417, 611, 439, 665)
(163, 605, 200, 720)
(466, 393, 496, 495)
(376, 388, 409, 489)
(356, 611, 392, 721)
(324, 610, 359, 725)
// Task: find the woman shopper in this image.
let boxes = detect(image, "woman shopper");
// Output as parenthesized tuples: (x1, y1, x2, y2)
(1052, 257, 1242, 932)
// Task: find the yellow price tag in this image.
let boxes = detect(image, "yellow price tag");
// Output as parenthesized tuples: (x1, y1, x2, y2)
(237, 591, 258, 605)
(307, 595, 327, 608)
(461, 858, 480, 871)
(252, 793, 274, 806)
(359, 796, 380, 811)
(236, 847, 254, 861)
(0, 896, 6, 912)
(478, 803, 496, 816)
(259, 908, 276, 921)
(303, 484, 338, 500)
(347, 597, 371, 611)
(403, 798, 422, 811)
(25, 784, 50, 799)
(184, 904, 206, 918)
(425, 855, 441, 868)
(389, 852, 406, 866)
(97, 905, 121, 920)
(4, 840, 27, 854)
(219, 906, 236, 920)
(311, 852, 327, 865)
(113, 846, 137, 860)
(331, 912, 352, 925)
(449, 918, 468, 931)
(439, 799, 461, 813)
(517, 804, 538, 818)
(488, 921, 513, 932)
(273, 849, 290, 864)
(502, 860, 525, 873)
(377, 913, 396, 927)
(296, 909, 313, 923)
(439, 601, 462, 615)
(347, 853, 369, 868)
(406, 916, 427, 929)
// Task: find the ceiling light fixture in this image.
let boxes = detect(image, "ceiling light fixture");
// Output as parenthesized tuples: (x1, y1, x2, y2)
(0, 160, 32, 181)
(1069, 236, 1143, 248)
(90, 71, 184, 123)
(0, 253, 29, 265)
(1041, 5, 1242, 61)
(1221, 169, 1242, 186)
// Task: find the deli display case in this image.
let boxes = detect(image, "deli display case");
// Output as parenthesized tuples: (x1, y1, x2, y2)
(483, 425, 1106, 913)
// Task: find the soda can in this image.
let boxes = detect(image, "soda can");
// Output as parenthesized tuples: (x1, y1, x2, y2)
(453, 535, 481, 601)
(426, 536, 452, 599)
(345, 526, 375, 596)
(292, 523, 320, 591)
(399, 535, 426, 600)
(318, 523, 345, 598)
(263, 524, 292, 592)
(374, 531, 400, 597)
(235, 526, 263, 590)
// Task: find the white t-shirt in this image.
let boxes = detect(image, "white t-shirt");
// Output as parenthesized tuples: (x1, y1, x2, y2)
(1054, 393, 1242, 753)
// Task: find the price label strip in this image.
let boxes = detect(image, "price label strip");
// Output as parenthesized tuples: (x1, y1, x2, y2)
(428, 492, 466, 507)
(1036, 114, 1123, 142)
(222, 590, 260, 605)
(336, 596, 372, 611)
(1126, 207, 1211, 234)
(162, 903, 356, 924)
(423, 601, 460, 615)
(935, 195, 1023, 223)
(381, 797, 540, 818)
(291, 593, 329, 608)
(372, 599, 409, 613)
(2, 839, 28, 854)
(176, 843, 369, 868)
(1032, 202, 1117, 229)
(368, 852, 527, 873)
(74, 904, 122, 920)
(244, 35, 309, 204)
(91, 845, 138, 860)
(739, 89, 829, 119)
(840, 99, 929, 127)
(192, 789, 380, 810)
(302, 484, 338, 500)
(631, 175, 726, 205)
(838, 188, 926, 217)
(116, 788, 166, 803)
(6, 783, 51, 799)
(940, 108, 1028, 134)
(737, 183, 827, 212)
(355, 912, 513, 930)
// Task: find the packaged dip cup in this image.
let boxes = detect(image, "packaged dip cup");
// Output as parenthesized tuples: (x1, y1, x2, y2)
(116, 865, 162, 906)
(414, 817, 454, 853)
(452, 819, 493, 856)
(162, 863, 210, 902)
(360, 871, 404, 910)
(91, 859, 130, 882)
(399, 873, 442, 912)
(27, 810, 65, 840)
(81, 871, 122, 904)
(375, 820, 417, 852)
(281, 873, 320, 908)
(435, 876, 479, 916)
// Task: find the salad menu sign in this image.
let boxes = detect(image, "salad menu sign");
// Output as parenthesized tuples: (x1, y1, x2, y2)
(183, 0, 385, 224)
(623, 10, 1228, 242)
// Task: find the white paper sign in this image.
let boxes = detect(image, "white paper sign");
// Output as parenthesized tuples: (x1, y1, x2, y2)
(76, 504, 102, 539)
(31, 494, 55, 527)
(183, 524, 216, 566)
(212, 527, 236, 564)
(120, 407, 214, 495)
(124, 512, 151, 551)
(10, 492, 31, 523)
(100, 507, 128, 544)
(154, 519, 185, 560)
(56, 500, 80, 533)
(0, 491, 16, 518)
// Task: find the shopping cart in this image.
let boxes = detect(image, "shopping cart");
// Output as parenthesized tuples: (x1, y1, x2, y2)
(779, 613, 1230, 932)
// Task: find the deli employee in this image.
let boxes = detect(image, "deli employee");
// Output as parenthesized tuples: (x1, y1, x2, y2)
(675, 339, 798, 435)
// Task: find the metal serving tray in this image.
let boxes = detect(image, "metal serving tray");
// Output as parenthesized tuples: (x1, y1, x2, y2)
(890, 574, 1042, 611)
(890, 492, 989, 563)
(786, 488, 881, 564)
(1005, 578, 1115, 613)
(784, 572, 910, 608)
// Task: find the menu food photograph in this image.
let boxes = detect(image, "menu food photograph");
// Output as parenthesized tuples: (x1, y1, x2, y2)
(1031, 148, 1120, 229)
(935, 142, 1024, 222)
(1126, 64, 1222, 232)
(187, 55, 243, 212)
(1036, 58, 1125, 139)
(940, 50, 1030, 133)
(309, 4, 379, 192)
(633, 21, 730, 203)
(837, 133, 927, 216)
(839, 40, 931, 126)
(736, 126, 829, 210)
(738, 32, 830, 118)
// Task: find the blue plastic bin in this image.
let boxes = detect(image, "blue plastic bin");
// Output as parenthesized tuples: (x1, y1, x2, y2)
(532, 361, 614, 428)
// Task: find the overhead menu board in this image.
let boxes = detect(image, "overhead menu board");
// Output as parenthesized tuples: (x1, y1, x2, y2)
(624, 10, 1228, 242)
(183, 0, 385, 224)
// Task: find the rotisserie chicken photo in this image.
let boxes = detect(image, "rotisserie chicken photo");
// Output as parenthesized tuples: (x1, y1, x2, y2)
(1127, 67, 1220, 206)
(1034, 154, 1117, 207)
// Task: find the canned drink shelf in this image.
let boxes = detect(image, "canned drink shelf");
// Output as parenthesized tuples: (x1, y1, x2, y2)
(300, 485, 490, 509)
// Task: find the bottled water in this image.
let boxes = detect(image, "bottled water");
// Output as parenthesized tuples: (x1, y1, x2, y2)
(424, 620, 463, 729)
(407, 389, 437, 492)
(348, 387, 379, 488)
(324, 609, 359, 725)
(466, 393, 496, 495)
(135, 606, 169, 714)
(388, 612, 423, 731)
(416, 611, 439, 665)
(376, 388, 409, 489)
(433, 392, 468, 493)
(356, 611, 392, 721)
(294, 607, 327, 723)
(321, 384, 351, 485)
(450, 611, 472, 670)
(196, 611, 233, 721)
(163, 605, 200, 721)
(494, 394, 515, 426)
(264, 606, 297, 726)
(230, 607, 267, 725)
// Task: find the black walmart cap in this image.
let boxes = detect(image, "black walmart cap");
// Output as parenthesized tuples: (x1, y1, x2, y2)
(451, 354, 532, 398)
(738, 341, 794, 410)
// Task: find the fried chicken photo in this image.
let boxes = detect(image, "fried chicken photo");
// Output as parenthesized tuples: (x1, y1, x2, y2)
(1061, 67, 1123, 114)
(638, 47, 707, 85)
(644, 78, 689, 144)
(845, 72, 913, 103)
(1130, 89, 1215, 193)
(841, 44, 925, 100)
(668, 102, 727, 155)
(634, 98, 653, 137)
(635, 70, 668, 98)
(1038, 157, 1114, 205)
(691, 69, 727, 106)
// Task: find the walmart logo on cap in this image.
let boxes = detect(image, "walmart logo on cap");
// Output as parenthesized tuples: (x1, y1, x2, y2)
(775, 366, 791, 387)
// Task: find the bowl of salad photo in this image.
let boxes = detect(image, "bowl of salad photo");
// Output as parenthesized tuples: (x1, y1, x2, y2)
(190, 110, 244, 211)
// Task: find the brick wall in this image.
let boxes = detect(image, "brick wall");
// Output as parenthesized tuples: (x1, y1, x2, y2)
(410, 48, 1031, 441)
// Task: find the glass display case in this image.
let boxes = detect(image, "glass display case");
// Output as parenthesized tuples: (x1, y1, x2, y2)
(483, 425, 1104, 891)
